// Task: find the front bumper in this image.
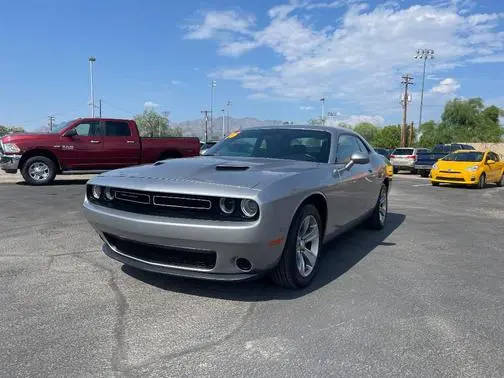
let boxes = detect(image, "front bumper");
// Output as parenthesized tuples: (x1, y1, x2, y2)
(82, 199, 286, 280)
(0, 153, 21, 172)
(430, 171, 478, 185)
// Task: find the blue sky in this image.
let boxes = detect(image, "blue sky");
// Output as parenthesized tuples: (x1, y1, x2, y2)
(1, 0, 503, 131)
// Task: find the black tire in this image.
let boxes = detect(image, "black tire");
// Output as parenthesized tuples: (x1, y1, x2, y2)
(496, 173, 503, 187)
(432, 181, 439, 186)
(393, 167, 398, 174)
(420, 170, 429, 178)
(411, 168, 417, 175)
(366, 183, 388, 230)
(21, 156, 57, 185)
(477, 173, 486, 189)
(271, 204, 322, 289)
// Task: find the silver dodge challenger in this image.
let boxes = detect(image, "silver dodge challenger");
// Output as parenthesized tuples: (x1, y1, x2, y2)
(83, 126, 390, 288)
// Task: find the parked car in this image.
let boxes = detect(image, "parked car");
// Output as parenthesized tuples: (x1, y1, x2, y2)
(390, 147, 429, 174)
(200, 141, 218, 155)
(374, 148, 391, 159)
(0, 118, 200, 185)
(430, 150, 504, 188)
(83, 126, 390, 289)
(415, 143, 475, 177)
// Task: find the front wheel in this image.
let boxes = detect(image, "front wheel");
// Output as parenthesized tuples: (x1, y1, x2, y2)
(271, 204, 322, 289)
(420, 170, 429, 178)
(477, 173, 486, 189)
(432, 181, 439, 186)
(367, 183, 388, 230)
(21, 156, 57, 185)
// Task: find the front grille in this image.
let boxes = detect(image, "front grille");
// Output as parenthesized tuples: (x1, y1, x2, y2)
(87, 186, 258, 221)
(440, 170, 461, 174)
(436, 176, 465, 182)
(104, 233, 216, 270)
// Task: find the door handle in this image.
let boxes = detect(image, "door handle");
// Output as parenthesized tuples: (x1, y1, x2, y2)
(90, 140, 101, 144)
(126, 140, 136, 144)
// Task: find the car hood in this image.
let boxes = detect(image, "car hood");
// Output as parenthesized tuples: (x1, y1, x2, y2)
(101, 156, 321, 190)
(1, 133, 56, 144)
(436, 160, 481, 170)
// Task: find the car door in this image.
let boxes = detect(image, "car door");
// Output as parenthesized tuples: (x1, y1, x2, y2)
(326, 134, 374, 228)
(486, 152, 499, 182)
(59, 121, 104, 169)
(102, 120, 140, 169)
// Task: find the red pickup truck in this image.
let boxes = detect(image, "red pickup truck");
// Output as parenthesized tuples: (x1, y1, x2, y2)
(0, 118, 200, 185)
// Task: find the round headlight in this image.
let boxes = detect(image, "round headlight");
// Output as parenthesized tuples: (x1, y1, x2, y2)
(240, 199, 258, 218)
(91, 185, 102, 199)
(219, 198, 236, 214)
(104, 187, 114, 200)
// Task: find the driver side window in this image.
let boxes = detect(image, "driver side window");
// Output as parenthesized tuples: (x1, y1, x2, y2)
(73, 122, 99, 136)
(336, 135, 360, 163)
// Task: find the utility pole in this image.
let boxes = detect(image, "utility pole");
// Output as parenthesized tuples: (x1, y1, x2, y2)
(88, 56, 96, 117)
(221, 109, 225, 139)
(201, 110, 210, 143)
(320, 97, 325, 125)
(210, 80, 216, 135)
(401, 74, 414, 147)
(409, 121, 414, 147)
(99, 99, 102, 118)
(48, 115, 55, 132)
(414, 49, 434, 129)
(226, 100, 232, 135)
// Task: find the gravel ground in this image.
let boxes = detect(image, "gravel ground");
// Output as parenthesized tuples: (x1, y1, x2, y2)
(1, 174, 503, 377)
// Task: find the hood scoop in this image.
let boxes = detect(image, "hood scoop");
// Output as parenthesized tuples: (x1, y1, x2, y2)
(153, 161, 166, 166)
(215, 164, 250, 171)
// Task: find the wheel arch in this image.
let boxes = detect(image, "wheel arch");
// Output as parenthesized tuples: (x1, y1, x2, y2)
(19, 149, 61, 172)
(292, 192, 328, 239)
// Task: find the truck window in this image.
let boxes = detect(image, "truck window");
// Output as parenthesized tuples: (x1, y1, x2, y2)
(74, 122, 99, 136)
(106, 121, 131, 137)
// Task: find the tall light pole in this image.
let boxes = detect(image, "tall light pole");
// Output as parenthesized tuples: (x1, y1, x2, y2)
(89, 56, 96, 117)
(320, 97, 325, 125)
(226, 100, 232, 134)
(201, 110, 210, 143)
(401, 74, 414, 147)
(210, 80, 216, 136)
(414, 49, 434, 129)
(221, 109, 225, 139)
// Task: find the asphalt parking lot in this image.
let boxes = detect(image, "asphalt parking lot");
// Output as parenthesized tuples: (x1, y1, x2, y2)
(1, 174, 503, 376)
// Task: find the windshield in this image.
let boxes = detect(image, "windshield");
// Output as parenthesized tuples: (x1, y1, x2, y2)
(51, 120, 74, 133)
(206, 128, 331, 163)
(392, 148, 413, 155)
(442, 152, 484, 162)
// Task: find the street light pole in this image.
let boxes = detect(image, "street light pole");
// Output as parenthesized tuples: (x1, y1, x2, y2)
(414, 49, 434, 129)
(226, 100, 232, 135)
(201, 110, 210, 143)
(88, 56, 96, 117)
(210, 80, 216, 136)
(221, 109, 225, 139)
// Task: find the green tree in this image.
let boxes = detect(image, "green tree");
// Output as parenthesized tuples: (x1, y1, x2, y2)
(418, 121, 439, 148)
(134, 109, 183, 137)
(0, 125, 25, 137)
(353, 122, 378, 143)
(308, 118, 324, 126)
(373, 125, 402, 148)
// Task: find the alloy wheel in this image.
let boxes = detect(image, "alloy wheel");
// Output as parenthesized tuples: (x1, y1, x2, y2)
(378, 187, 388, 224)
(28, 162, 50, 181)
(295, 215, 320, 277)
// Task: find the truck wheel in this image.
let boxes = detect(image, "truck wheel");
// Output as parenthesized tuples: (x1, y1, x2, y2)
(420, 170, 429, 178)
(411, 168, 417, 174)
(271, 204, 322, 289)
(477, 173, 486, 189)
(21, 156, 56, 185)
(393, 167, 398, 174)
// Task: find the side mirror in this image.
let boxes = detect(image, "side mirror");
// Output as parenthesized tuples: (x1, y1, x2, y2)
(64, 128, 77, 137)
(487, 159, 495, 165)
(337, 152, 370, 173)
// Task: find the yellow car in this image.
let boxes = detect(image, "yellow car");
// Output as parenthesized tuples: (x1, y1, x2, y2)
(430, 150, 504, 188)
(383, 156, 394, 179)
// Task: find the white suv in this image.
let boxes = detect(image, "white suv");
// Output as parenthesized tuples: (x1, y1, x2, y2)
(390, 148, 429, 174)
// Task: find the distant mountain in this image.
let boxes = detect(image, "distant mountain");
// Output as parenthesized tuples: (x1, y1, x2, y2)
(173, 116, 286, 139)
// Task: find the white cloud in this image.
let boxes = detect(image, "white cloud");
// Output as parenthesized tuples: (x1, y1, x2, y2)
(184, 10, 255, 40)
(144, 101, 159, 108)
(326, 114, 385, 127)
(432, 78, 460, 94)
(300, 105, 314, 110)
(188, 2, 504, 120)
(171, 80, 183, 85)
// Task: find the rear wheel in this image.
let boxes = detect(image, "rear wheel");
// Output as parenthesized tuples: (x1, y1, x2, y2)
(432, 181, 439, 186)
(411, 168, 417, 174)
(271, 204, 322, 289)
(21, 156, 56, 185)
(367, 183, 388, 230)
(420, 170, 429, 178)
(393, 167, 398, 174)
(477, 173, 486, 189)
(496, 173, 503, 187)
